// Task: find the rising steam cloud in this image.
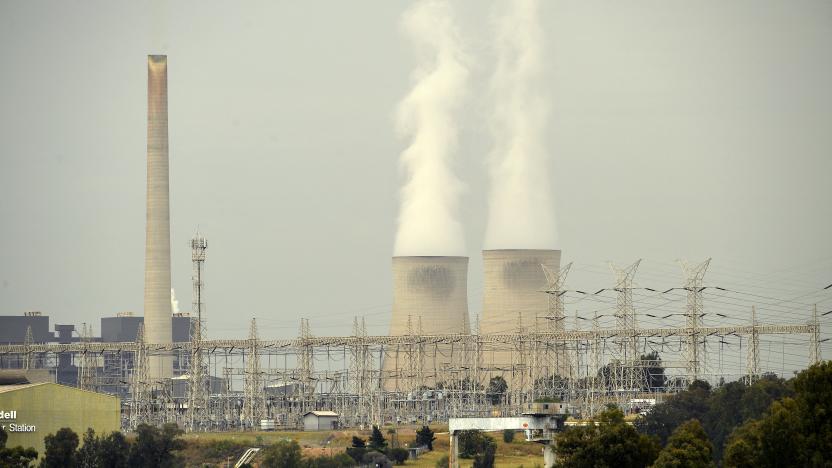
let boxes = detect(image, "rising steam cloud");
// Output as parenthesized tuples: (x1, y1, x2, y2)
(393, 0, 468, 257)
(484, 0, 558, 249)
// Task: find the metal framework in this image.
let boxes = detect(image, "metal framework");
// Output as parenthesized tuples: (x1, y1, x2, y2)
(186, 232, 208, 431)
(1, 260, 826, 430)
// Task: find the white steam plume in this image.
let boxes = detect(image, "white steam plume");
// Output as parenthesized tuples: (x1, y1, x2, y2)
(393, 0, 469, 257)
(484, 0, 558, 249)
(170, 288, 180, 315)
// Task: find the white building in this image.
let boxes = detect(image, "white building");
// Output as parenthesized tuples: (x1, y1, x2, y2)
(302, 411, 339, 431)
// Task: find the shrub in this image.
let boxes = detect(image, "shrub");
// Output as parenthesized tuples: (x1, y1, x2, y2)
(435, 454, 449, 468)
(386, 447, 408, 464)
(503, 429, 515, 443)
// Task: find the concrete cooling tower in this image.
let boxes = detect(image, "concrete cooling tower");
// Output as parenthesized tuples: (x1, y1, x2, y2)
(480, 249, 561, 334)
(144, 55, 173, 380)
(389, 256, 469, 336)
(384, 256, 469, 390)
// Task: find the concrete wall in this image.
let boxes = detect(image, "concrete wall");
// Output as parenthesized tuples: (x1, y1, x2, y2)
(0, 383, 120, 459)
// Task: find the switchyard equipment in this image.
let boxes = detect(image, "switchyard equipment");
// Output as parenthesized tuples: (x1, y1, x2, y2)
(0, 259, 826, 432)
(448, 401, 569, 468)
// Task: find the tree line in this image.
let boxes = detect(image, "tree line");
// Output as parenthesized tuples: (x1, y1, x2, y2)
(553, 360, 832, 467)
(0, 422, 184, 468)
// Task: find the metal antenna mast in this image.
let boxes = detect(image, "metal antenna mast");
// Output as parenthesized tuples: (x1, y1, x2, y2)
(679, 258, 711, 383)
(187, 231, 208, 431)
(610, 259, 641, 407)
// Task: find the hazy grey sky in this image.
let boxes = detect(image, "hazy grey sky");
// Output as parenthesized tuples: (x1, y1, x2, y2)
(2, 0, 831, 361)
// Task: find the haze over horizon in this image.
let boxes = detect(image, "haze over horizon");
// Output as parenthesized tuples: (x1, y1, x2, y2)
(1, 0, 830, 353)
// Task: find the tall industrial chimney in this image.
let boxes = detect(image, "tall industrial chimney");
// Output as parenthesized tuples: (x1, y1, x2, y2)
(144, 55, 172, 379)
(480, 249, 560, 334)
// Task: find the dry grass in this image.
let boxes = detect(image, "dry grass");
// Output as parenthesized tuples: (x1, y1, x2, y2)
(178, 426, 548, 467)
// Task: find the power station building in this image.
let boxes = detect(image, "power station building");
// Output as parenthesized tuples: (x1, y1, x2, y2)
(0, 374, 119, 460)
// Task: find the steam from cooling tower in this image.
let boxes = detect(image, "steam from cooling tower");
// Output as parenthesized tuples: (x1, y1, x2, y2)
(484, 0, 558, 249)
(170, 288, 180, 314)
(393, 0, 469, 257)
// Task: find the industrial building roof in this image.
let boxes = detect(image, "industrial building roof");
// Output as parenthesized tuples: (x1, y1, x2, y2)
(304, 411, 339, 417)
(0, 382, 48, 394)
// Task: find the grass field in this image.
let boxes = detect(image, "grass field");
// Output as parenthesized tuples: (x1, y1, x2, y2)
(178, 426, 548, 467)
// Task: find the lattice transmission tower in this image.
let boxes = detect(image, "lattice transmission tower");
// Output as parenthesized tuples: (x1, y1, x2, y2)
(242, 318, 263, 428)
(679, 258, 710, 383)
(609, 259, 641, 407)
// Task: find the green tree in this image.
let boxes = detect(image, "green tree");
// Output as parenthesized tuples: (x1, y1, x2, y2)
(556, 406, 660, 468)
(346, 436, 367, 462)
(386, 447, 409, 465)
(472, 435, 496, 468)
(127, 423, 184, 468)
(722, 362, 832, 467)
(486, 376, 508, 405)
(792, 360, 832, 464)
(97, 431, 130, 468)
(260, 439, 302, 468)
(77, 428, 100, 468)
(638, 351, 665, 391)
(502, 429, 515, 443)
(457, 430, 494, 459)
(635, 380, 712, 445)
(42, 427, 80, 468)
(415, 426, 436, 450)
(369, 425, 387, 451)
(0, 426, 37, 468)
(361, 451, 392, 468)
(702, 374, 792, 460)
(652, 420, 715, 468)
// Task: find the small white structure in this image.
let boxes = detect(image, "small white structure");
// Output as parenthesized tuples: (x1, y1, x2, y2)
(303, 411, 339, 431)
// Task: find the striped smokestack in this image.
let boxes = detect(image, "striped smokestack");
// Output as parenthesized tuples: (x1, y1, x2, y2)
(144, 55, 172, 379)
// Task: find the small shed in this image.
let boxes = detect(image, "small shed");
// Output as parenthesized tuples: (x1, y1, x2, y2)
(302, 410, 339, 431)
